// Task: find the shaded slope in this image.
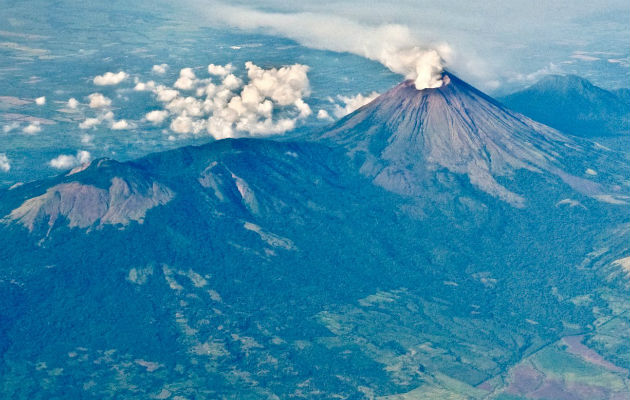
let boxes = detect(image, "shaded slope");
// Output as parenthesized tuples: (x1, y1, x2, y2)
(500, 74, 630, 137)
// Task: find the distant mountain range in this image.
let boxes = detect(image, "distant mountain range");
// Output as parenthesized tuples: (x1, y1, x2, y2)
(499, 74, 630, 137)
(1, 73, 629, 399)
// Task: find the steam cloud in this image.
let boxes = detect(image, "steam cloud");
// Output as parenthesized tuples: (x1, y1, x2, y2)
(200, 4, 451, 90)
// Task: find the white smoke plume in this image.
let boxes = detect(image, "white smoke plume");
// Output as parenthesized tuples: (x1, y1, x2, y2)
(197, 3, 451, 90)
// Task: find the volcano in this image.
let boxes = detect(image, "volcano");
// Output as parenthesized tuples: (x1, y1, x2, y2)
(1, 74, 629, 399)
(319, 73, 626, 207)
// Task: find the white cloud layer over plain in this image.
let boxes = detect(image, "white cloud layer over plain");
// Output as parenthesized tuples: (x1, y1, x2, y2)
(0, 153, 10, 172)
(49, 150, 92, 169)
(93, 71, 129, 86)
(70, 60, 383, 139)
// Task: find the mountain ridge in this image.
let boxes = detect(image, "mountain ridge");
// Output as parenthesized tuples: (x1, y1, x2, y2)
(499, 74, 630, 137)
(1, 74, 629, 399)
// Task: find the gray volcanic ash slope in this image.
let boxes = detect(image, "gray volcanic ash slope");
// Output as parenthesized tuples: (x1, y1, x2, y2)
(319, 73, 627, 207)
(1, 74, 629, 399)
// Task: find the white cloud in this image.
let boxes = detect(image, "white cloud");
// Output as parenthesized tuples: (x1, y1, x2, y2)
(134, 80, 156, 91)
(145, 110, 169, 124)
(585, 168, 597, 176)
(294, 98, 312, 118)
(67, 97, 79, 109)
(571, 51, 600, 62)
(170, 114, 206, 134)
(3, 122, 20, 133)
(23, 122, 42, 134)
(35, 96, 46, 105)
(152, 64, 168, 74)
(244, 62, 310, 105)
(155, 85, 179, 102)
(0, 153, 10, 172)
(222, 73, 242, 90)
(202, 62, 312, 137)
(333, 91, 379, 118)
(317, 109, 332, 120)
(174, 67, 198, 90)
(165, 96, 204, 116)
(81, 134, 93, 144)
(49, 150, 92, 170)
(79, 117, 101, 129)
(132, 61, 314, 139)
(509, 63, 562, 84)
(111, 119, 131, 130)
(208, 63, 234, 76)
(87, 93, 112, 108)
(93, 71, 129, 86)
(78, 109, 114, 129)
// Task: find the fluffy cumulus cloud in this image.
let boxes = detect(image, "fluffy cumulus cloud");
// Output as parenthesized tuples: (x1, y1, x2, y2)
(208, 63, 234, 77)
(67, 97, 79, 109)
(317, 109, 332, 120)
(174, 68, 198, 90)
(35, 96, 46, 105)
(152, 64, 168, 74)
(68, 61, 313, 139)
(49, 150, 91, 170)
(332, 91, 379, 118)
(93, 71, 129, 86)
(0, 153, 10, 172)
(87, 93, 112, 108)
(79, 109, 115, 130)
(79, 117, 101, 129)
(145, 110, 169, 124)
(134, 79, 156, 91)
(155, 86, 179, 102)
(111, 119, 131, 130)
(23, 122, 42, 134)
(141, 61, 312, 138)
(202, 5, 451, 90)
